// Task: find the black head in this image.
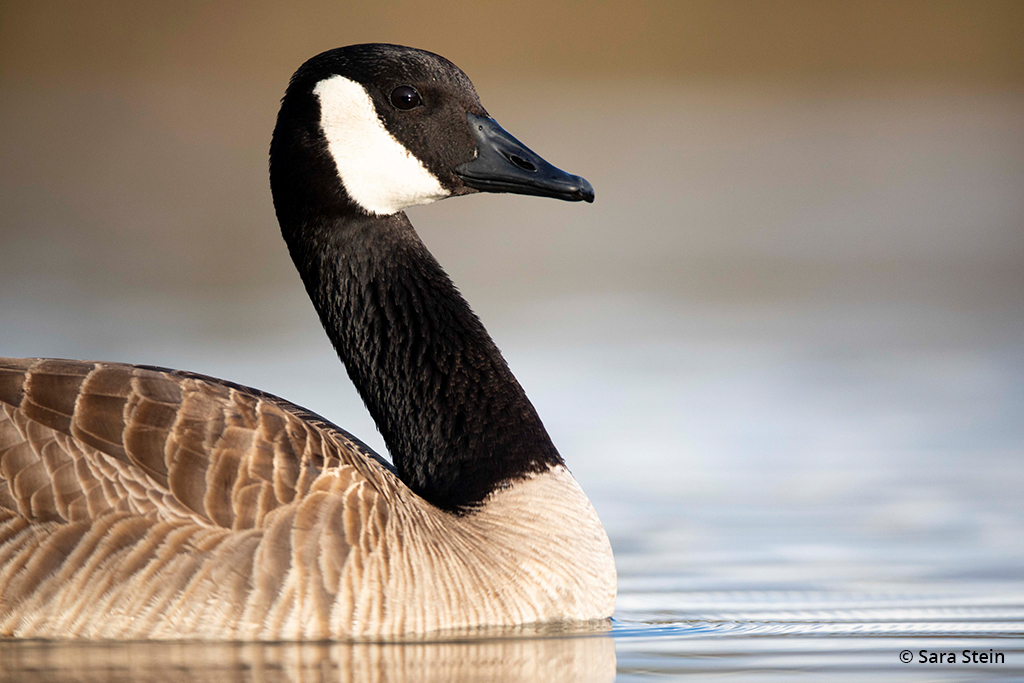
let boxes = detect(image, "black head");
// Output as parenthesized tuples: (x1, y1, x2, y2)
(270, 43, 594, 223)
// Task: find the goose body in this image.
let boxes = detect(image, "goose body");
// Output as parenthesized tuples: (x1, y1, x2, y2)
(0, 44, 615, 639)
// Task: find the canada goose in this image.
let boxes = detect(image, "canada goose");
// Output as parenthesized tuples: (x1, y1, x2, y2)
(0, 43, 615, 639)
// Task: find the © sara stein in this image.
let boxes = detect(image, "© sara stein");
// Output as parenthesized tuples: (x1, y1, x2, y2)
(917, 650, 1005, 664)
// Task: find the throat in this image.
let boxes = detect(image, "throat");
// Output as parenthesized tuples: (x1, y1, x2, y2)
(284, 211, 563, 512)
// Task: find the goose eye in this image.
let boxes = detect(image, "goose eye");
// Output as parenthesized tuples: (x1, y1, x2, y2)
(390, 86, 422, 110)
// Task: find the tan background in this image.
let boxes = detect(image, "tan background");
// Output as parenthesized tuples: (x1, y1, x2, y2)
(4, 1, 1023, 83)
(2, 1, 1021, 298)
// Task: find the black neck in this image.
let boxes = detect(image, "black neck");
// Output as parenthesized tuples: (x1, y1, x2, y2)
(278, 208, 563, 511)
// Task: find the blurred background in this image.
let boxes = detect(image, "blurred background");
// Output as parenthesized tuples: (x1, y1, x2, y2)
(2, 1, 1023, 591)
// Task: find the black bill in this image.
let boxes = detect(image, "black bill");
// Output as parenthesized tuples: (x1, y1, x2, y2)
(456, 113, 595, 203)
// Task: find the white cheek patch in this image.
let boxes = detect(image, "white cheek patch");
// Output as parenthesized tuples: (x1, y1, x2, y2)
(313, 75, 450, 216)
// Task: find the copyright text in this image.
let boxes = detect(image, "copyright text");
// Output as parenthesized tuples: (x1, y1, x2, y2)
(901, 650, 1005, 664)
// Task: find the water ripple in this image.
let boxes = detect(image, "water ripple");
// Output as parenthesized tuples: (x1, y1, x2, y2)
(613, 588, 1024, 639)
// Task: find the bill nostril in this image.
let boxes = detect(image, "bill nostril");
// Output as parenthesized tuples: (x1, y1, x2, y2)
(507, 154, 537, 173)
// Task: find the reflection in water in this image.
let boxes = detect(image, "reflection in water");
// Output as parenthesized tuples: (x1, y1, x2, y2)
(0, 633, 616, 683)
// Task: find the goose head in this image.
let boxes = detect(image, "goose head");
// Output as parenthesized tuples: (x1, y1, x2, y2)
(270, 43, 593, 222)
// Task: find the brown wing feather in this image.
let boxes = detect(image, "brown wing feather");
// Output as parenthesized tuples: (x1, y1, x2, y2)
(0, 358, 393, 530)
(0, 357, 406, 638)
